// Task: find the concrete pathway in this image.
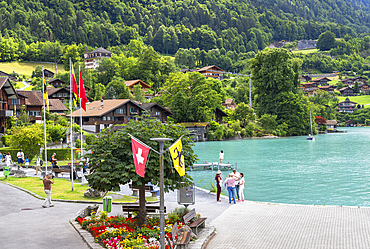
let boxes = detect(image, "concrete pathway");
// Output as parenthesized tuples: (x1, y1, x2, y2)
(206, 201, 370, 249)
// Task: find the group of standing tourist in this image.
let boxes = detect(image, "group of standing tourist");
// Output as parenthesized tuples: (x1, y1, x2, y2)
(215, 150, 245, 203)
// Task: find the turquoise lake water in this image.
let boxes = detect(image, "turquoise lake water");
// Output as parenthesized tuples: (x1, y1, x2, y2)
(189, 127, 370, 207)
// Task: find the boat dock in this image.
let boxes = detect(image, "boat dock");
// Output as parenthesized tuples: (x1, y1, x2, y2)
(192, 161, 236, 171)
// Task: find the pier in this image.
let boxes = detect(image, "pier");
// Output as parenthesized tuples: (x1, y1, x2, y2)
(192, 161, 235, 171)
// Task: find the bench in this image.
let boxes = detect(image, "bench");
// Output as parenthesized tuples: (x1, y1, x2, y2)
(52, 168, 70, 177)
(167, 222, 191, 249)
(122, 204, 166, 218)
(183, 208, 207, 235)
(67, 163, 80, 167)
(129, 183, 160, 197)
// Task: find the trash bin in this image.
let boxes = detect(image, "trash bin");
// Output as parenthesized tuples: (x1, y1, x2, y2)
(103, 196, 112, 213)
(3, 166, 9, 178)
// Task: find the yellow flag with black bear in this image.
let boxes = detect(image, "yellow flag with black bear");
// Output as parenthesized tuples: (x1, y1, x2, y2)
(169, 137, 185, 176)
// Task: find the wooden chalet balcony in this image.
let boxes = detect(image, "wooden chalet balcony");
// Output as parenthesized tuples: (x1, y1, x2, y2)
(0, 110, 13, 117)
(8, 104, 21, 110)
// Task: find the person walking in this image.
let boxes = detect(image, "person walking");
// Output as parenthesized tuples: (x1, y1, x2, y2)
(17, 149, 24, 169)
(230, 168, 241, 201)
(51, 153, 58, 168)
(225, 173, 236, 204)
(219, 150, 224, 163)
(215, 170, 223, 202)
(238, 172, 245, 202)
(2, 152, 6, 162)
(35, 155, 43, 175)
(42, 173, 54, 208)
(5, 152, 12, 166)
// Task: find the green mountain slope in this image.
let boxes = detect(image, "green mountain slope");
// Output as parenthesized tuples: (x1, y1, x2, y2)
(1, 0, 370, 53)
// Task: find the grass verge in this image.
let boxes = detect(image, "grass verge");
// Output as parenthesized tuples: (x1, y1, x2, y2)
(0, 176, 156, 203)
(0, 61, 65, 77)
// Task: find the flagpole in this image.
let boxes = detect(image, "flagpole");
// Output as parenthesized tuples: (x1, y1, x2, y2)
(79, 63, 83, 157)
(42, 66, 48, 176)
(70, 58, 74, 191)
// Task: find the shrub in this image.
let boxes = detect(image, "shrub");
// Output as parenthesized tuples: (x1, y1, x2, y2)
(1, 135, 12, 147)
(240, 128, 247, 137)
(206, 131, 214, 141)
(85, 134, 96, 145)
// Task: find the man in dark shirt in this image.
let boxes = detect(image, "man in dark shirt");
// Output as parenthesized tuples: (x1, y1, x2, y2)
(42, 173, 55, 208)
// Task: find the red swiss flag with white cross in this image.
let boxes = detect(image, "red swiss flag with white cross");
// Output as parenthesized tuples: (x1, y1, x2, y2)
(131, 137, 150, 177)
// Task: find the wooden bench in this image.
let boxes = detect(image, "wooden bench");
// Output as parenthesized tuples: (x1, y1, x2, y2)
(52, 168, 70, 177)
(67, 163, 80, 167)
(167, 222, 190, 249)
(129, 184, 160, 197)
(122, 204, 166, 218)
(183, 208, 207, 235)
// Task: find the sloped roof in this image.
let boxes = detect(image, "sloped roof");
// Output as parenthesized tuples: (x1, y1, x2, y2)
(319, 85, 335, 89)
(224, 99, 235, 105)
(312, 77, 331, 82)
(87, 47, 112, 54)
(48, 78, 67, 85)
(67, 99, 145, 117)
(16, 90, 43, 106)
(197, 65, 224, 72)
(47, 87, 69, 96)
(0, 77, 17, 99)
(140, 102, 174, 115)
(326, 120, 337, 125)
(125, 80, 151, 89)
(49, 99, 68, 111)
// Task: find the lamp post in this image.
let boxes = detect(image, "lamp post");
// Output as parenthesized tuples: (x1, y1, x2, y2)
(60, 138, 63, 148)
(248, 74, 252, 109)
(150, 137, 172, 249)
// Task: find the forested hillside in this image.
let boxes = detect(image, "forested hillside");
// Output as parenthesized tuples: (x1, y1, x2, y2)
(1, 0, 369, 54)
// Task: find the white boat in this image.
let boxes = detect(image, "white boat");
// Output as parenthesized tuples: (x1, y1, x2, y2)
(306, 108, 315, 141)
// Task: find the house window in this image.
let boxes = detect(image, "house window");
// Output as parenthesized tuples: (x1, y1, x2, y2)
(58, 93, 62, 97)
(52, 94, 56, 97)
(11, 99, 20, 105)
(63, 93, 68, 97)
(83, 117, 89, 122)
(102, 116, 106, 121)
(30, 111, 41, 116)
(116, 109, 123, 114)
(130, 108, 138, 114)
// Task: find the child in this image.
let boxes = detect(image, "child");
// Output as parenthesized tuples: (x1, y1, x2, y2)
(25, 156, 30, 168)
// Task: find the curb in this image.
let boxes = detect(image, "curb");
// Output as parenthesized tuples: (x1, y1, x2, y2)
(70, 220, 105, 249)
(189, 225, 216, 249)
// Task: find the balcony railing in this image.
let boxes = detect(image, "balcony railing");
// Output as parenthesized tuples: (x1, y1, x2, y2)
(0, 110, 13, 117)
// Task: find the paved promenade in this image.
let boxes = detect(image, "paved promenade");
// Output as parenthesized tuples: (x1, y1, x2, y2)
(3, 169, 370, 248)
(206, 201, 370, 249)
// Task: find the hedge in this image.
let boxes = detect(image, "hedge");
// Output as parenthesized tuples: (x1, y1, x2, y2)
(1, 135, 12, 147)
(0, 148, 78, 161)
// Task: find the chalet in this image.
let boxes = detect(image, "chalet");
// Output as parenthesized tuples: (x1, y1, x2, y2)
(197, 65, 225, 80)
(0, 71, 17, 81)
(318, 85, 336, 94)
(67, 99, 146, 133)
(215, 107, 227, 123)
(140, 102, 173, 123)
(352, 77, 368, 84)
(47, 87, 70, 105)
(326, 120, 337, 132)
(312, 77, 331, 86)
(84, 47, 112, 70)
(181, 122, 210, 141)
(222, 99, 237, 110)
(301, 75, 312, 82)
(301, 82, 319, 96)
(339, 87, 354, 96)
(345, 120, 356, 127)
(341, 78, 355, 87)
(125, 80, 152, 99)
(359, 83, 370, 94)
(337, 99, 358, 113)
(43, 69, 55, 78)
(0, 77, 18, 132)
(49, 79, 67, 88)
(9, 90, 68, 123)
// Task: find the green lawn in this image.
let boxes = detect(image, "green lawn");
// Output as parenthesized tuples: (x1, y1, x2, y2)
(15, 82, 25, 89)
(0, 176, 157, 202)
(337, 95, 370, 106)
(292, 48, 318, 54)
(24, 85, 34, 90)
(0, 61, 65, 77)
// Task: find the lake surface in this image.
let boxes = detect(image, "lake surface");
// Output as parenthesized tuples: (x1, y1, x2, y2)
(189, 127, 370, 207)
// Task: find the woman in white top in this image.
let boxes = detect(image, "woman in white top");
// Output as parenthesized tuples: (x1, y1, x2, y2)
(5, 152, 12, 166)
(219, 150, 224, 163)
(238, 172, 245, 202)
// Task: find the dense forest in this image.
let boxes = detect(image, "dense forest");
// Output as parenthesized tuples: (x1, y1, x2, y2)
(1, 0, 369, 55)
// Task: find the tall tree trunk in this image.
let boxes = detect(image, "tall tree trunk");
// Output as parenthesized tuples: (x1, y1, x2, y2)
(138, 185, 147, 226)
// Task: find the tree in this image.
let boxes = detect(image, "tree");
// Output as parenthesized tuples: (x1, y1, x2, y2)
(132, 84, 145, 102)
(316, 31, 336, 51)
(354, 82, 360, 94)
(105, 76, 131, 99)
(87, 118, 197, 226)
(47, 124, 66, 142)
(251, 48, 309, 136)
(9, 124, 48, 162)
(259, 114, 277, 134)
(17, 106, 31, 126)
